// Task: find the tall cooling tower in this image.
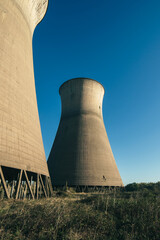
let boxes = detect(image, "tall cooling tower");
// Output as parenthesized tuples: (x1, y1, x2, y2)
(0, 0, 52, 199)
(48, 78, 123, 187)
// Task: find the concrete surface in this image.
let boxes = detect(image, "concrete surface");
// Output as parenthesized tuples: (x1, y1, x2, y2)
(48, 78, 123, 186)
(0, 0, 49, 176)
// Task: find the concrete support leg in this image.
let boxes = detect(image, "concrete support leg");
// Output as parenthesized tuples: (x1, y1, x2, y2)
(16, 170, 23, 200)
(24, 170, 34, 200)
(0, 166, 10, 199)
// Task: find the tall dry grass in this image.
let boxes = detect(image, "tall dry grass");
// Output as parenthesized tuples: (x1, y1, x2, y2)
(0, 182, 160, 240)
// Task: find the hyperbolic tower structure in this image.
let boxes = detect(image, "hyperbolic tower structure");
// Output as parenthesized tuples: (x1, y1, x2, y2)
(48, 78, 123, 187)
(0, 0, 52, 199)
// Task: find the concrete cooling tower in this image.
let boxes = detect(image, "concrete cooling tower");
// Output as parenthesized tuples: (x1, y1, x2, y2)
(0, 0, 52, 199)
(48, 78, 123, 187)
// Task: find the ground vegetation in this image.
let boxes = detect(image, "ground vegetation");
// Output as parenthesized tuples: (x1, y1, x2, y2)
(0, 182, 160, 240)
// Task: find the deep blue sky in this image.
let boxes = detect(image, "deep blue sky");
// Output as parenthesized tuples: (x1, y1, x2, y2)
(33, 0, 160, 185)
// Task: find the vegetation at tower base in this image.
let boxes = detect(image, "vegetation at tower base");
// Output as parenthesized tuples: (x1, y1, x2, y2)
(0, 182, 160, 240)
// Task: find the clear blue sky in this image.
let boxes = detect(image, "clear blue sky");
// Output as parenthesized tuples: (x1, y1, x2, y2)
(33, 0, 160, 185)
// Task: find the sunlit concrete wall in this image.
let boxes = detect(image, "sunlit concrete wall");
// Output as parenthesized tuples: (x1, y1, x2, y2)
(0, 0, 49, 176)
(48, 78, 123, 186)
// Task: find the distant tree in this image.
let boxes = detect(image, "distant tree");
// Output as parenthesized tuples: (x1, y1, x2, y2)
(125, 183, 139, 192)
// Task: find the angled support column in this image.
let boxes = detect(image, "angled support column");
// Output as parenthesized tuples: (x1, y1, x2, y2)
(0, 166, 10, 199)
(36, 174, 39, 199)
(23, 184, 28, 199)
(16, 170, 23, 200)
(10, 181, 15, 198)
(39, 174, 47, 197)
(48, 177, 54, 196)
(24, 170, 34, 200)
(45, 176, 49, 196)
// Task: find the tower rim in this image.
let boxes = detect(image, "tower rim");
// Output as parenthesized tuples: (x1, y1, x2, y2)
(59, 77, 105, 95)
(14, 0, 49, 33)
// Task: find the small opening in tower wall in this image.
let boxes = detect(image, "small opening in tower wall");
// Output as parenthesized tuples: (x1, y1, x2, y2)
(103, 175, 106, 180)
(99, 106, 101, 109)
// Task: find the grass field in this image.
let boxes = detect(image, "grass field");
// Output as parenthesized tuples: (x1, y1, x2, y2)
(0, 182, 160, 240)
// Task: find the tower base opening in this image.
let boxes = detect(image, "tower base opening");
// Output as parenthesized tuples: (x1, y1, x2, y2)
(0, 166, 53, 200)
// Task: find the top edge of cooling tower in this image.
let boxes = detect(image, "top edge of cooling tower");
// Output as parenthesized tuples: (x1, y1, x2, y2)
(59, 78, 104, 94)
(14, 0, 49, 33)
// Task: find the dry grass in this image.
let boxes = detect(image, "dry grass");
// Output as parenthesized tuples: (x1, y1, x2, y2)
(0, 184, 160, 240)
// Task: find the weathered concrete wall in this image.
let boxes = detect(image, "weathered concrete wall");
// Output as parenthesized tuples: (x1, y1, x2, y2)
(13, 0, 48, 34)
(48, 78, 123, 186)
(0, 0, 49, 176)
